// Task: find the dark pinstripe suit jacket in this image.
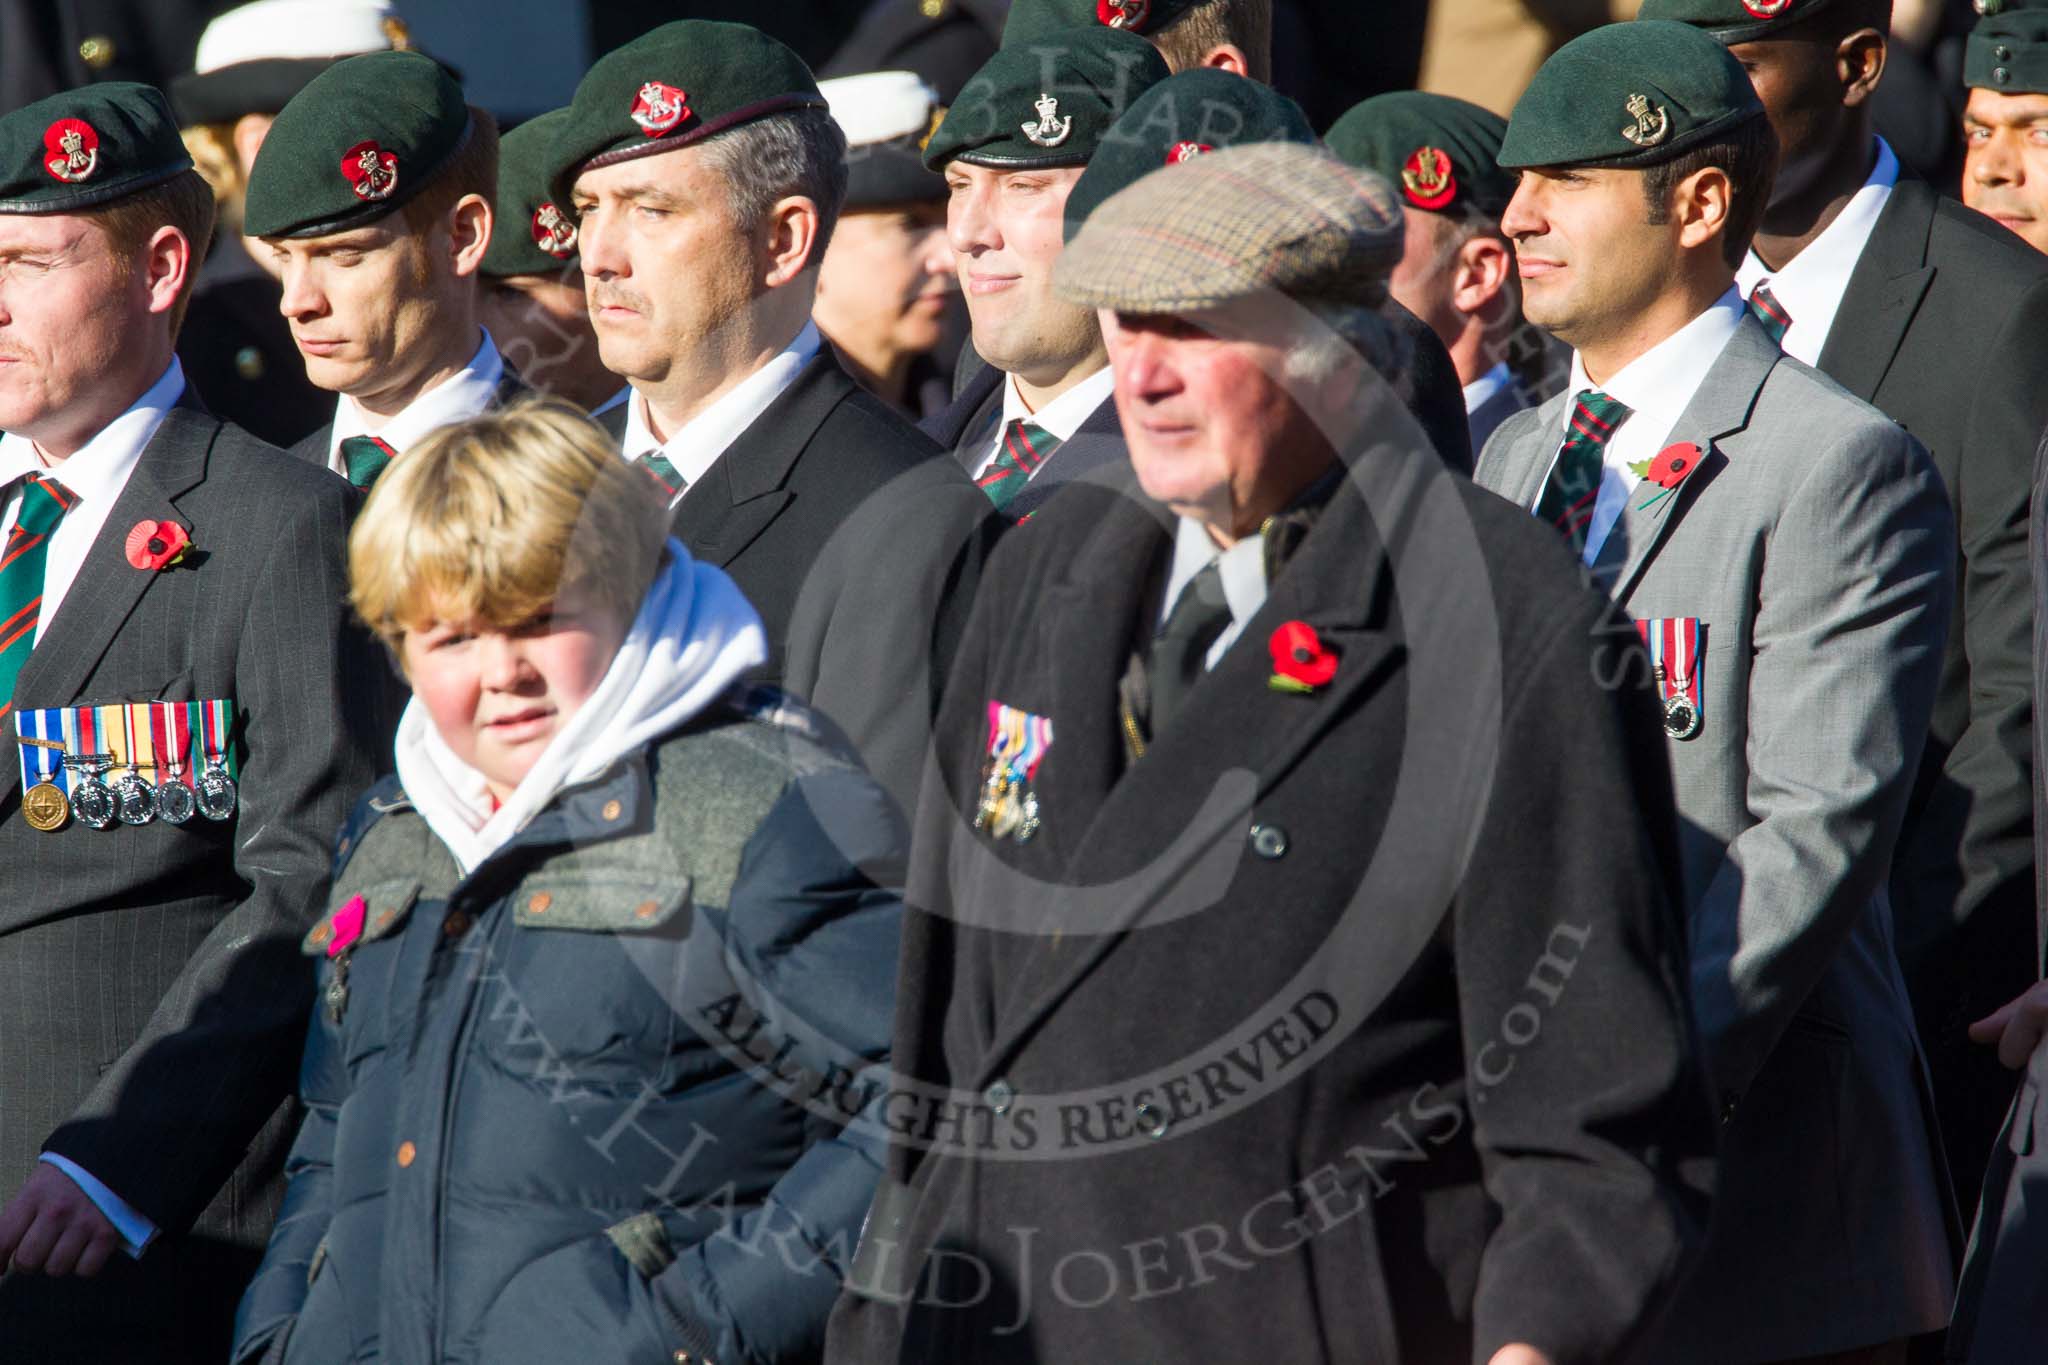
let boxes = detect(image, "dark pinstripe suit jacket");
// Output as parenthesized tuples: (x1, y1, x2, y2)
(0, 397, 386, 1362)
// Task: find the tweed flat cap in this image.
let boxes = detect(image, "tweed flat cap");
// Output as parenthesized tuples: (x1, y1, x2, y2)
(1055, 141, 1403, 313)
(244, 50, 470, 238)
(484, 109, 578, 278)
(925, 25, 1170, 169)
(545, 21, 825, 209)
(1004, 0, 1203, 43)
(1061, 68, 1315, 239)
(1326, 91, 1515, 220)
(0, 84, 192, 215)
(1634, 0, 1848, 42)
(1499, 21, 1766, 170)
(1968, 0, 2048, 92)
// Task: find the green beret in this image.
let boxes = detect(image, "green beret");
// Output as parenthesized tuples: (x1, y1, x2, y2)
(484, 109, 578, 278)
(924, 26, 1170, 170)
(1326, 92, 1515, 220)
(1499, 21, 1766, 170)
(245, 50, 471, 239)
(0, 84, 192, 215)
(1055, 141, 1403, 314)
(1062, 68, 1314, 239)
(1003, 0, 1203, 44)
(1633, 0, 1848, 43)
(544, 21, 825, 209)
(1967, 1, 2048, 93)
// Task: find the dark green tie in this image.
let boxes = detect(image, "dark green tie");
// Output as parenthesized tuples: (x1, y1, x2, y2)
(635, 449, 686, 500)
(1747, 281, 1792, 347)
(1148, 560, 1232, 737)
(1534, 389, 1632, 557)
(978, 418, 1062, 512)
(338, 435, 396, 491)
(0, 475, 78, 721)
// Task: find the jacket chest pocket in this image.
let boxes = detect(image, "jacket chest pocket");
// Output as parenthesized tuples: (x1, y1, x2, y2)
(475, 873, 695, 1090)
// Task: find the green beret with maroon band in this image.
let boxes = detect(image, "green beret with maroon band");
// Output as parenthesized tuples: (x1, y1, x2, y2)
(923, 25, 1170, 170)
(1326, 92, 1516, 220)
(244, 49, 472, 239)
(0, 83, 192, 215)
(544, 20, 826, 209)
(1633, 0, 1849, 43)
(485, 108, 579, 278)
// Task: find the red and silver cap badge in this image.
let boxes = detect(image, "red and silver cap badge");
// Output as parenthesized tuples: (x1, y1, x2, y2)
(1400, 146, 1457, 211)
(1740, 0, 1793, 16)
(531, 203, 578, 258)
(1166, 142, 1213, 165)
(630, 81, 690, 137)
(342, 140, 399, 201)
(1098, 0, 1153, 29)
(42, 118, 100, 184)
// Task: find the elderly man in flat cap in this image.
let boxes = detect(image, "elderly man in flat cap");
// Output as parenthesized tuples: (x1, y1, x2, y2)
(1478, 21, 1956, 1364)
(0, 83, 382, 1362)
(824, 140, 1715, 1365)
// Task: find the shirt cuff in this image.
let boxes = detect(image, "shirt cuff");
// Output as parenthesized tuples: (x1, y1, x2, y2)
(38, 1153, 157, 1258)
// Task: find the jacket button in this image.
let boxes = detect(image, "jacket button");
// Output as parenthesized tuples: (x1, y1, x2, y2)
(1248, 823, 1288, 859)
(985, 1079, 1014, 1115)
(1998, 44, 2014, 60)
(634, 900, 658, 919)
(528, 892, 551, 914)
(77, 35, 114, 68)
(1997, 66, 2013, 84)
(396, 1140, 416, 1168)
(442, 911, 472, 939)
(602, 799, 623, 821)
(1135, 1101, 1169, 1139)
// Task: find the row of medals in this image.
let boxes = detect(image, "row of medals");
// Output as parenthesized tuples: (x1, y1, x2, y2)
(21, 747, 237, 832)
(974, 760, 1041, 843)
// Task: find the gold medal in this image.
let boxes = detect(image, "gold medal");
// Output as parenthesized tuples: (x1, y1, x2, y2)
(22, 781, 69, 832)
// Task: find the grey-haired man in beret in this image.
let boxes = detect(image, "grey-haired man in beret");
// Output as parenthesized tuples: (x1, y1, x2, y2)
(0, 82, 382, 1362)
(826, 139, 1715, 1365)
(1638, 0, 2048, 1218)
(1478, 20, 1956, 1364)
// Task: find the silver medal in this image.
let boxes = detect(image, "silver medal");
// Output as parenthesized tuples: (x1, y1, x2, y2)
(197, 763, 238, 821)
(155, 779, 196, 825)
(63, 754, 116, 830)
(1662, 694, 1702, 741)
(114, 773, 156, 825)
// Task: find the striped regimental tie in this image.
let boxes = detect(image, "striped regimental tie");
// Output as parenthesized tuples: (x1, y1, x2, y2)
(635, 449, 687, 500)
(1534, 390, 1634, 557)
(0, 474, 79, 721)
(338, 435, 398, 491)
(1747, 280, 1792, 347)
(978, 418, 1062, 512)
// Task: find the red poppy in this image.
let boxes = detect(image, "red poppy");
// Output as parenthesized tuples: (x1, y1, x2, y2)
(125, 519, 191, 571)
(1268, 620, 1338, 693)
(1646, 442, 1703, 490)
(329, 895, 367, 959)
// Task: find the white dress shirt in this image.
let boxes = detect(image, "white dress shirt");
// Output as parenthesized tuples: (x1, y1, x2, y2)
(0, 359, 184, 645)
(620, 321, 823, 509)
(0, 359, 185, 1257)
(1157, 514, 1268, 671)
(324, 329, 506, 475)
(1735, 138, 1898, 367)
(1539, 288, 1745, 564)
(970, 364, 1116, 479)
(1462, 360, 1512, 416)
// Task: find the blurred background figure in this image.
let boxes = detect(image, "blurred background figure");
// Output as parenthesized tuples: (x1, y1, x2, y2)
(1961, 0, 2048, 255)
(1416, 0, 1642, 117)
(479, 108, 627, 415)
(822, 0, 1008, 105)
(0, 0, 232, 117)
(170, 0, 412, 446)
(814, 72, 959, 421)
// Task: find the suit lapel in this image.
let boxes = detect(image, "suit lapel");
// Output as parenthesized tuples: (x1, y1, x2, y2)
(1815, 177, 1936, 402)
(1487, 388, 1570, 509)
(1593, 316, 1780, 603)
(4, 407, 216, 799)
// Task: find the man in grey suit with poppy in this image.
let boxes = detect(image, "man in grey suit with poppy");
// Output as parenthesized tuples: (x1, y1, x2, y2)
(1475, 23, 1956, 1364)
(0, 83, 383, 1362)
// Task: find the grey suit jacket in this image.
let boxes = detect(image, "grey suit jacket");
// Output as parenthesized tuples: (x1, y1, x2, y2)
(1476, 315, 1959, 1360)
(0, 400, 387, 1360)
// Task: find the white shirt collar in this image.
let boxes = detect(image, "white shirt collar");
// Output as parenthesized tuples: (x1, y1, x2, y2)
(1158, 514, 1268, 671)
(621, 321, 822, 499)
(0, 357, 184, 499)
(1735, 137, 1898, 366)
(1000, 364, 1114, 442)
(327, 329, 504, 462)
(1463, 360, 1512, 416)
(1566, 286, 1745, 428)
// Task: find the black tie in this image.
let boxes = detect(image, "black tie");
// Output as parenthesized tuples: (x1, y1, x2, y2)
(1148, 560, 1232, 736)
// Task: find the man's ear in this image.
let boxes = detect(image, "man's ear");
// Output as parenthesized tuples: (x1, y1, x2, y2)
(760, 195, 823, 289)
(140, 225, 193, 320)
(1838, 26, 1887, 109)
(448, 193, 492, 278)
(1674, 165, 1735, 255)
(1196, 44, 1251, 79)
(1451, 232, 1513, 322)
